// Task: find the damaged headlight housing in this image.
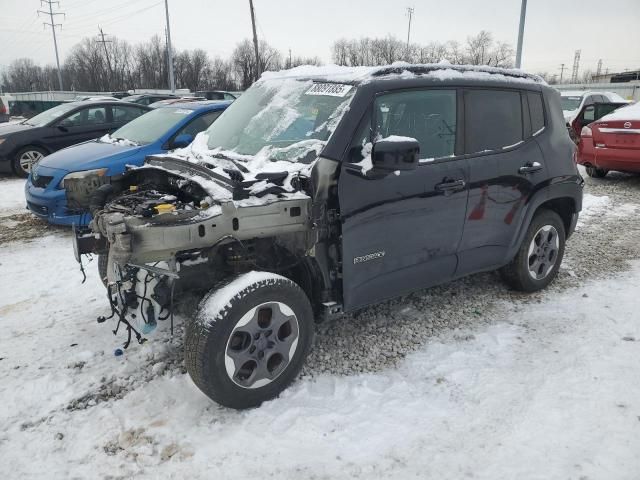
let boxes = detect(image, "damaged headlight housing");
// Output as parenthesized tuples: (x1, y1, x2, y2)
(59, 168, 108, 189)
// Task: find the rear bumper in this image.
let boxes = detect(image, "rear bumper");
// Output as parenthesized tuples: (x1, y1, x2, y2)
(578, 137, 640, 172)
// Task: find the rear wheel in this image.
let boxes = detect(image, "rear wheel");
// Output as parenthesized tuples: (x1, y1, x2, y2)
(13, 146, 47, 178)
(185, 272, 314, 409)
(500, 209, 566, 292)
(585, 166, 608, 178)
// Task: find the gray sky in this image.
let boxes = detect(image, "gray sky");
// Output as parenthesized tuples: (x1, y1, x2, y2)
(1, 0, 639, 76)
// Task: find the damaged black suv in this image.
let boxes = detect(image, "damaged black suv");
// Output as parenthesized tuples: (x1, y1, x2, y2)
(73, 64, 583, 409)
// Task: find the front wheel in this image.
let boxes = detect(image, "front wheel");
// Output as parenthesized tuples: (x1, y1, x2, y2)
(585, 166, 608, 178)
(13, 146, 47, 178)
(185, 272, 314, 409)
(500, 209, 566, 292)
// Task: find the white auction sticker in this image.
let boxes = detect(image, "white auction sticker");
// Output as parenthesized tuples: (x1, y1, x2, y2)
(305, 83, 353, 97)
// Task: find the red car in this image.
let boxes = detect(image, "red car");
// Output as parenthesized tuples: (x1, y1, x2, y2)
(577, 102, 640, 177)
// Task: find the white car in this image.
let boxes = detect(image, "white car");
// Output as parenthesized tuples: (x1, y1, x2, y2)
(560, 90, 629, 124)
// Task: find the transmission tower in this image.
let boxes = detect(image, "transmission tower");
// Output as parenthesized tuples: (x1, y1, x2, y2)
(571, 50, 581, 83)
(38, 0, 65, 91)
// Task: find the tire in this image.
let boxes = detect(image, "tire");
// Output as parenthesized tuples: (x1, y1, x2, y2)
(585, 166, 608, 178)
(185, 272, 314, 409)
(13, 146, 48, 178)
(500, 209, 566, 292)
(98, 253, 108, 288)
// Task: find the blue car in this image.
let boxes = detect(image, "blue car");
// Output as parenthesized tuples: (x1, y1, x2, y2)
(25, 100, 230, 226)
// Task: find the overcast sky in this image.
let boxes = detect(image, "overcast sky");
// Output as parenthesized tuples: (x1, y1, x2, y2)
(1, 0, 638, 77)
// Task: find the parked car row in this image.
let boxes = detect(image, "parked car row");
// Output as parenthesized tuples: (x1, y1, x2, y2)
(0, 101, 150, 177)
(24, 100, 230, 225)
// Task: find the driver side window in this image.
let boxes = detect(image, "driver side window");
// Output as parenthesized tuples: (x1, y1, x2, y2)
(377, 90, 456, 160)
(348, 89, 457, 163)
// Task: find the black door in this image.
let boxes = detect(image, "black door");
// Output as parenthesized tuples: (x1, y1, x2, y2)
(457, 89, 547, 275)
(44, 105, 112, 151)
(339, 88, 469, 311)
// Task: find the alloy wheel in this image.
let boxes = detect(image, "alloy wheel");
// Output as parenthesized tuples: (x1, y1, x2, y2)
(224, 301, 299, 389)
(527, 225, 559, 280)
(19, 150, 44, 174)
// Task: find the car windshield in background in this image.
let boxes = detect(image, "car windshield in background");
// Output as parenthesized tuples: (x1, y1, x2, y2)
(106, 107, 192, 145)
(205, 79, 356, 158)
(561, 96, 582, 111)
(23, 103, 77, 127)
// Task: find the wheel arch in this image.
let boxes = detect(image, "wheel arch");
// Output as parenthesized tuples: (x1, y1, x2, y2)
(507, 180, 583, 261)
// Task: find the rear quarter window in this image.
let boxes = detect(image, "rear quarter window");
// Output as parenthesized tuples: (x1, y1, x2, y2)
(527, 92, 545, 134)
(464, 89, 523, 153)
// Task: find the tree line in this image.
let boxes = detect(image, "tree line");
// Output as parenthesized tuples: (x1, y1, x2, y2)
(1, 30, 518, 93)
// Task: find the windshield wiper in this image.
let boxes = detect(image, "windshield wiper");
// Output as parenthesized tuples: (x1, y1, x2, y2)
(211, 152, 250, 173)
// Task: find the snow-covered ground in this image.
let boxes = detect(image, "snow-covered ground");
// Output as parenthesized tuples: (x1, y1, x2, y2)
(0, 177, 27, 215)
(1, 176, 640, 479)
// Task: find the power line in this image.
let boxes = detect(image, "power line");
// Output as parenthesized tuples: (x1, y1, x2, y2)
(38, 0, 65, 90)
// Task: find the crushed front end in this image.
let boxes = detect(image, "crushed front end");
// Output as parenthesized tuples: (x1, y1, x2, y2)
(73, 156, 313, 346)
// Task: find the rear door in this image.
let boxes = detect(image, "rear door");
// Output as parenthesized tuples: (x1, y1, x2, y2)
(339, 88, 469, 310)
(457, 89, 547, 275)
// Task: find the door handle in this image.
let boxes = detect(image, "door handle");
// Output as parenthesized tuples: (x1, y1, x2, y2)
(435, 179, 466, 192)
(519, 161, 543, 174)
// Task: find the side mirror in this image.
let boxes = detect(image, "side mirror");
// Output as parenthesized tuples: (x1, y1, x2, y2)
(371, 137, 420, 174)
(57, 124, 69, 132)
(171, 133, 194, 149)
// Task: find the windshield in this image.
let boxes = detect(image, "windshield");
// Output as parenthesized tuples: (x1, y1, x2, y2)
(106, 107, 192, 145)
(561, 96, 582, 111)
(205, 78, 355, 160)
(24, 103, 77, 127)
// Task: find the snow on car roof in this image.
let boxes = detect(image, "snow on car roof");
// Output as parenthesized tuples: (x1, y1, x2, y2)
(599, 101, 640, 122)
(261, 62, 546, 85)
(560, 91, 586, 97)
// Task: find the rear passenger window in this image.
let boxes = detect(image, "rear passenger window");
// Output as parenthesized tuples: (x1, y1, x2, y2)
(527, 92, 545, 134)
(464, 89, 522, 153)
(374, 89, 457, 159)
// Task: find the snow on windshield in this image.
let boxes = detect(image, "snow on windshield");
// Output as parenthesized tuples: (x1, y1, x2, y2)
(165, 77, 355, 200)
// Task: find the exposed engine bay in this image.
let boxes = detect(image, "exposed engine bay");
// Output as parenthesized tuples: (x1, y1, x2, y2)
(73, 155, 328, 346)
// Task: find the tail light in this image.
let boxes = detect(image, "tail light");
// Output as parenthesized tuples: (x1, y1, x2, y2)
(0, 104, 6, 115)
(581, 126, 592, 137)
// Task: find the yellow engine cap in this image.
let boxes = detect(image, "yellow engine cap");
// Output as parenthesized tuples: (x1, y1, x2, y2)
(154, 203, 176, 214)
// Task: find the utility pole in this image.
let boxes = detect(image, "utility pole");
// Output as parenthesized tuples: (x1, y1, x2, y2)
(97, 26, 113, 87)
(249, 0, 260, 81)
(559, 64, 566, 83)
(571, 49, 581, 83)
(515, 0, 527, 69)
(38, 0, 64, 91)
(164, 0, 175, 92)
(288, 48, 292, 69)
(406, 7, 414, 58)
